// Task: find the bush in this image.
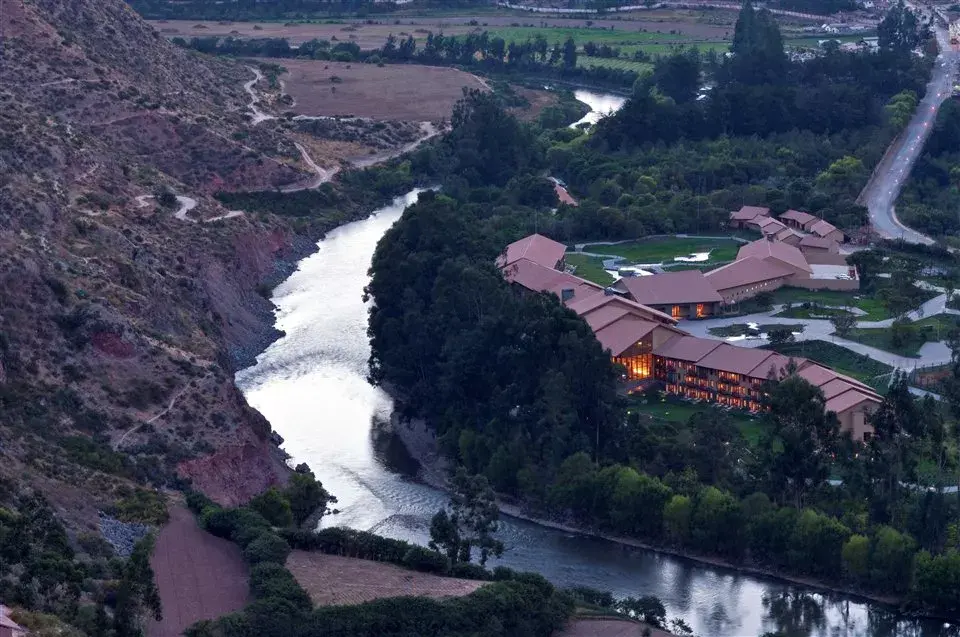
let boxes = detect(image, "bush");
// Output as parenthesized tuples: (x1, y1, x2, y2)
(200, 507, 270, 540)
(402, 546, 450, 574)
(249, 562, 312, 610)
(449, 561, 492, 580)
(243, 532, 291, 566)
(249, 488, 293, 527)
(185, 490, 215, 515)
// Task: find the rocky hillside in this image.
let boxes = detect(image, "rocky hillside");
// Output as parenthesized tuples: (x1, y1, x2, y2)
(0, 0, 316, 534)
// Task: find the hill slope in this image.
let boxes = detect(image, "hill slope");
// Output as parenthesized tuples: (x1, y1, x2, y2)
(0, 0, 313, 532)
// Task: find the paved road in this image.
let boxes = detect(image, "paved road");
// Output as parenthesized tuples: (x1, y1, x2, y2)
(858, 23, 958, 245)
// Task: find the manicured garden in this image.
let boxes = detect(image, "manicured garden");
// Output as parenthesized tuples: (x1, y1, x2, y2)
(581, 236, 742, 265)
(845, 315, 960, 358)
(707, 323, 805, 338)
(565, 253, 614, 285)
(765, 340, 893, 390)
(770, 288, 890, 321)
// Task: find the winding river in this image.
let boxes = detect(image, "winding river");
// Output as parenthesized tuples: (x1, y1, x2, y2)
(235, 99, 957, 637)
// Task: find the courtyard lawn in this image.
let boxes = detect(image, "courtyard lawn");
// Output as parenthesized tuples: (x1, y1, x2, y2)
(628, 398, 765, 446)
(770, 287, 890, 322)
(582, 236, 742, 264)
(565, 253, 614, 285)
(764, 340, 893, 391)
(708, 323, 805, 338)
(774, 306, 857, 320)
(846, 315, 960, 358)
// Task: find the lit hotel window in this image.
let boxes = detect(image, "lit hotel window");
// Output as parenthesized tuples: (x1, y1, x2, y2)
(696, 304, 705, 318)
(671, 305, 681, 319)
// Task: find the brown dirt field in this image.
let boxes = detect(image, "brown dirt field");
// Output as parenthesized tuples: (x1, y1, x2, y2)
(148, 506, 249, 637)
(286, 550, 486, 606)
(277, 59, 485, 120)
(559, 618, 675, 637)
(510, 85, 558, 121)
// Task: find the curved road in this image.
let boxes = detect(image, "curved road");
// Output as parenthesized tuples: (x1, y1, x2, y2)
(858, 23, 958, 245)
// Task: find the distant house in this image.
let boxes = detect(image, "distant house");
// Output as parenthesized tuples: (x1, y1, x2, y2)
(809, 219, 845, 244)
(705, 256, 796, 304)
(774, 227, 804, 246)
(614, 270, 724, 320)
(728, 205, 770, 229)
(0, 606, 27, 637)
(779, 209, 819, 231)
(753, 216, 789, 237)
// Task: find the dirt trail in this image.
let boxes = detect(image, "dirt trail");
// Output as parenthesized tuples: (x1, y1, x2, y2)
(352, 121, 444, 168)
(136, 194, 198, 222)
(243, 66, 276, 125)
(281, 142, 340, 192)
(114, 375, 209, 451)
(148, 505, 249, 637)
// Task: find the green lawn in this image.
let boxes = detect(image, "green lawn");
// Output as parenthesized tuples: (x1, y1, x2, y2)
(483, 26, 696, 46)
(708, 323, 804, 338)
(582, 237, 742, 265)
(565, 253, 614, 285)
(770, 287, 890, 322)
(764, 340, 893, 391)
(576, 55, 652, 73)
(784, 35, 866, 48)
(846, 315, 960, 358)
(628, 399, 765, 446)
(774, 306, 856, 320)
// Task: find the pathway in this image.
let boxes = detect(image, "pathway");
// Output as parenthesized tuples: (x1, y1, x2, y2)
(136, 194, 199, 223)
(280, 142, 340, 193)
(113, 376, 207, 451)
(243, 66, 276, 126)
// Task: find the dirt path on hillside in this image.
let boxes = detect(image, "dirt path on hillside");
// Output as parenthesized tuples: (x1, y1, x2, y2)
(280, 142, 340, 192)
(148, 506, 249, 637)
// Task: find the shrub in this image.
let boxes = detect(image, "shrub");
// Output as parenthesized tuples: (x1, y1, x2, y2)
(243, 532, 291, 566)
(449, 561, 491, 580)
(249, 488, 293, 528)
(402, 546, 450, 574)
(249, 562, 312, 610)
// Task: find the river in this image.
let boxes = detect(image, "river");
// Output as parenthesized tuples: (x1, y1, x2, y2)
(235, 103, 957, 637)
(571, 90, 628, 128)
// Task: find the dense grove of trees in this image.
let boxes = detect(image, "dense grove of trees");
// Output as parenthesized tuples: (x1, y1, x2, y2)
(899, 98, 960, 237)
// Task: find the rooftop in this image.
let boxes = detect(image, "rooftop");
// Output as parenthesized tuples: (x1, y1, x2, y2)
(799, 235, 838, 249)
(615, 270, 723, 306)
(780, 209, 818, 226)
(567, 291, 678, 325)
(738, 238, 812, 274)
(730, 205, 771, 221)
(704, 256, 795, 292)
(810, 219, 840, 238)
(758, 217, 788, 234)
(499, 233, 567, 269)
(653, 334, 724, 362)
(810, 263, 857, 281)
(594, 315, 661, 356)
(503, 257, 603, 302)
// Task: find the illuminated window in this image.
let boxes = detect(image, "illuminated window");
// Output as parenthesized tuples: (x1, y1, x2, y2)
(671, 305, 682, 319)
(614, 353, 653, 381)
(696, 304, 705, 318)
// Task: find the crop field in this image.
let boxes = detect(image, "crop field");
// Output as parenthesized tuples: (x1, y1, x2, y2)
(277, 59, 487, 120)
(577, 55, 653, 73)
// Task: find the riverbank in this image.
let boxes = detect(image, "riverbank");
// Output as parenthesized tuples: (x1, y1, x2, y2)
(390, 409, 927, 616)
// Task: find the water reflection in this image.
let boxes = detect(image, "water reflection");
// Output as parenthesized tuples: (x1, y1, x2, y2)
(235, 184, 959, 636)
(570, 89, 628, 128)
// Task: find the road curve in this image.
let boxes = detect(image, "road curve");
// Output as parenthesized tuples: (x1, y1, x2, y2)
(858, 24, 958, 245)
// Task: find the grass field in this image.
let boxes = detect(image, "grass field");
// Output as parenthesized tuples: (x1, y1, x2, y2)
(764, 340, 893, 390)
(774, 306, 856, 320)
(628, 399, 765, 446)
(708, 323, 804, 338)
(577, 56, 653, 73)
(769, 287, 890, 322)
(566, 253, 614, 285)
(846, 315, 960, 358)
(483, 26, 700, 46)
(582, 236, 742, 264)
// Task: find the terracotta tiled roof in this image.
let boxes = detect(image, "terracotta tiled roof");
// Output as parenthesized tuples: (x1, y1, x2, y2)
(503, 257, 603, 301)
(616, 270, 723, 306)
(499, 234, 567, 269)
(567, 291, 678, 325)
(758, 217, 788, 234)
(737, 238, 812, 274)
(799, 235, 837, 249)
(780, 209, 818, 226)
(594, 316, 661, 356)
(810, 219, 840, 238)
(730, 205, 770, 221)
(653, 335, 724, 362)
(826, 389, 881, 414)
(704, 256, 795, 292)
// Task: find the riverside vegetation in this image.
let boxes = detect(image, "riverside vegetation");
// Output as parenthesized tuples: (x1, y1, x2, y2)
(362, 1, 960, 617)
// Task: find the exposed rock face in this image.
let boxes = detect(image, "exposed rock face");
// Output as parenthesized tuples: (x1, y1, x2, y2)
(0, 0, 313, 520)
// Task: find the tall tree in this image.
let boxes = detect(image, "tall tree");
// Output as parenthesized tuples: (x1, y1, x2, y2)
(878, 0, 920, 53)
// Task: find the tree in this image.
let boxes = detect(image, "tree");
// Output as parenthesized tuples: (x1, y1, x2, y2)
(616, 596, 666, 628)
(249, 488, 293, 528)
(285, 466, 335, 527)
(562, 37, 577, 69)
(878, 0, 920, 53)
(429, 469, 503, 566)
(766, 376, 840, 508)
(830, 311, 857, 338)
(766, 327, 794, 345)
(841, 534, 870, 581)
(663, 494, 692, 544)
(652, 48, 701, 104)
